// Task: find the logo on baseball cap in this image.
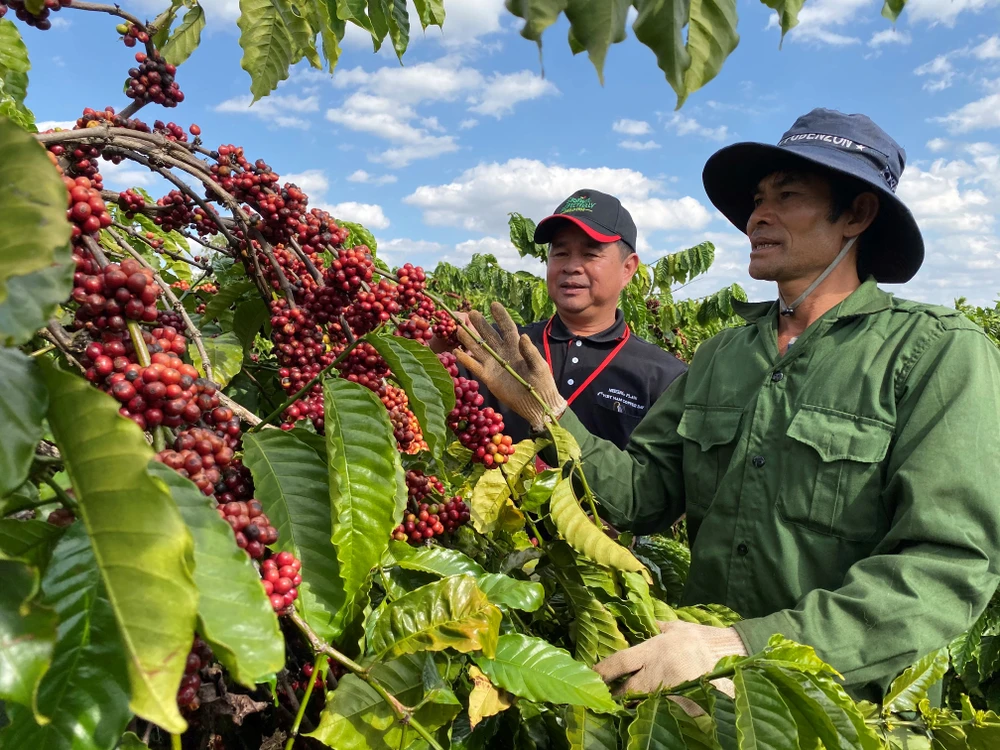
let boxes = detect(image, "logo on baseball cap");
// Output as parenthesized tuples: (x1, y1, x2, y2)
(534, 189, 637, 253)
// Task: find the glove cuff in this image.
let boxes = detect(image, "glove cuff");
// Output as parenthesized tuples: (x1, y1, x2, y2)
(702, 627, 750, 661)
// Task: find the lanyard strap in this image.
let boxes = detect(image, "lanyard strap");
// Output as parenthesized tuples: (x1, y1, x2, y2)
(542, 317, 631, 406)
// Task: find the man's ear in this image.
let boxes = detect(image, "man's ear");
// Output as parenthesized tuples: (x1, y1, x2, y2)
(845, 192, 879, 239)
(622, 251, 640, 283)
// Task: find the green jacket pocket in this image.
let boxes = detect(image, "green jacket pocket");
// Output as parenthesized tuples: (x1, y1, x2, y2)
(779, 406, 893, 541)
(678, 405, 743, 511)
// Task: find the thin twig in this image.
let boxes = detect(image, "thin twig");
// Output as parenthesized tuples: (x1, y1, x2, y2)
(254, 232, 297, 310)
(218, 392, 264, 429)
(62, 1, 148, 29)
(113, 222, 211, 270)
(126, 319, 152, 368)
(81, 235, 110, 269)
(284, 655, 323, 750)
(241, 369, 280, 410)
(41, 323, 84, 373)
(288, 610, 445, 750)
(109, 227, 213, 380)
(289, 237, 324, 284)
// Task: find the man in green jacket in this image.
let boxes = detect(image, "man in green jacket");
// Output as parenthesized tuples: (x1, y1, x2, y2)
(456, 108, 1000, 704)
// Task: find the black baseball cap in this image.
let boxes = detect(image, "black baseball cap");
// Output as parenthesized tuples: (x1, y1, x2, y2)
(534, 189, 638, 253)
(702, 108, 924, 283)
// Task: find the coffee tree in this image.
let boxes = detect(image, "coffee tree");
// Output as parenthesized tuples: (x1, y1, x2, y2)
(0, 4, 998, 750)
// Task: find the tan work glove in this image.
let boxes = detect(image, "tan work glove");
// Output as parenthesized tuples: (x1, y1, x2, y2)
(455, 302, 567, 432)
(594, 620, 748, 714)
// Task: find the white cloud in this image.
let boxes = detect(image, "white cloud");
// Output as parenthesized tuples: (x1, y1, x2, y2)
(972, 35, 1000, 59)
(347, 169, 398, 185)
(765, 0, 869, 45)
(904, 0, 1000, 26)
(422, 0, 506, 47)
(318, 201, 390, 230)
(326, 93, 459, 167)
(915, 55, 956, 91)
(215, 94, 319, 129)
(404, 158, 713, 240)
(662, 113, 729, 141)
(869, 28, 911, 46)
(613, 119, 653, 136)
(333, 58, 483, 105)
(467, 71, 558, 118)
(283, 170, 330, 198)
(898, 163, 993, 233)
(459, 119, 479, 129)
(933, 90, 1000, 133)
(96, 157, 158, 190)
(35, 120, 76, 131)
(926, 137, 950, 152)
(50, 16, 71, 29)
(619, 140, 661, 151)
(376, 238, 447, 267)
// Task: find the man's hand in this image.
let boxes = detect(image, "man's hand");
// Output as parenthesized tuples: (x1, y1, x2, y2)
(594, 621, 748, 713)
(455, 302, 567, 432)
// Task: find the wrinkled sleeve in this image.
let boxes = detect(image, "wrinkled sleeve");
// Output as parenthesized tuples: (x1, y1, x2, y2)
(735, 327, 1000, 698)
(558, 371, 688, 534)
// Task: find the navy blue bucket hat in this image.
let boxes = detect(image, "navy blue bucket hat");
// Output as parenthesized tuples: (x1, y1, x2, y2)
(702, 108, 924, 284)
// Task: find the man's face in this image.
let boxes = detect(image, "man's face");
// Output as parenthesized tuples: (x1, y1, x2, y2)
(546, 223, 637, 316)
(746, 170, 847, 283)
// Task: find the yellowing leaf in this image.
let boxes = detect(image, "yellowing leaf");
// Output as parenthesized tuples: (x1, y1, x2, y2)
(470, 439, 540, 534)
(468, 665, 512, 728)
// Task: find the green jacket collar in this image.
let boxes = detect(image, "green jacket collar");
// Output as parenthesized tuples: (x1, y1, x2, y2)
(731, 278, 893, 324)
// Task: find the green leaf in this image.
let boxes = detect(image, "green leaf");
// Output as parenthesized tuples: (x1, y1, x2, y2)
(0, 559, 56, 713)
(233, 297, 269, 352)
(565, 705, 618, 749)
(549, 543, 628, 665)
(548, 423, 582, 464)
(678, 0, 739, 107)
(201, 279, 254, 322)
(308, 654, 461, 750)
(382, 0, 409, 59)
(238, 0, 300, 100)
(39, 362, 198, 734)
(626, 692, 686, 750)
(505, 0, 569, 41)
(508, 212, 547, 262)
(881, 0, 908, 21)
(189, 332, 243, 387)
(470, 439, 540, 534)
(151, 463, 284, 687)
(0, 20, 31, 124)
(0, 519, 63, 572)
(366, 332, 455, 467)
(0, 115, 71, 307)
(338, 219, 377, 253)
(883, 649, 950, 715)
(412, 0, 445, 28)
(312, 0, 345, 72)
(632, 0, 691, 105)
(150, 0, 183, 47)
(733, 668, 799, 750)
(549, 476, 648, 577)
(1, 523, 132, 750)
(632, 534, 690, 606)
(243, 429, 345, 641)
(477, 573, 545, 612)
(324, 377, 406, 637)
(472, 633, 617, 713)
(563, 0, 630, 84)
(760, 0, 806, 44)
(0, 481, 40, 517)
(761, 667, 861, 750)
(388, 540, 487, 577)
(0, 349, 46, 496)
(522, 468, 560, 512)
(368, 575, 501, 659)
(160, 4, 205, 65)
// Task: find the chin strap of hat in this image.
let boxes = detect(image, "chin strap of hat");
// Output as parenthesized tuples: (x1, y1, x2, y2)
(779, 236, 858, 316)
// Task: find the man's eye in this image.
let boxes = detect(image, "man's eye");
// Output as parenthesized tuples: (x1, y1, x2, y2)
(753, 198, 763, 208)
(780, 191, 795, 199)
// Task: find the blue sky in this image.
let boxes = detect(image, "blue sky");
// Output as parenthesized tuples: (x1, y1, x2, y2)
(24, 0, 1000, 307)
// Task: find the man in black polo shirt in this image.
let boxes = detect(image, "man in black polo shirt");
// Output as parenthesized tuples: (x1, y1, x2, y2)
(475, 189, 687, 449)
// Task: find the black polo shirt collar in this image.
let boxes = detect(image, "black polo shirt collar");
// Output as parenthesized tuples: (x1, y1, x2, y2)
(546, 310, 628, 344)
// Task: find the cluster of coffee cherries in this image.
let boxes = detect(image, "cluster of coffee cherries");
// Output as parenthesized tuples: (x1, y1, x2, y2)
(126, 51, 183, 107)
(64, 175, 111, 239)
(260, 551, 302, 613)
(177, 636, 213, 711)
(393, 491, 470, 545)
(71, 257, 161, 330)
(217, 498, 277, 559)
(115, 22, 148, 47)
(288, 658, 345, 692)
(437, 352, 514, 467)
(118, 188, 146, 215)
(1, 0, 71, 29)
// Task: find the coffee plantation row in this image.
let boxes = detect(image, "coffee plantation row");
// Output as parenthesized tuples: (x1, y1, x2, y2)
(1, 3, 998, 749)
